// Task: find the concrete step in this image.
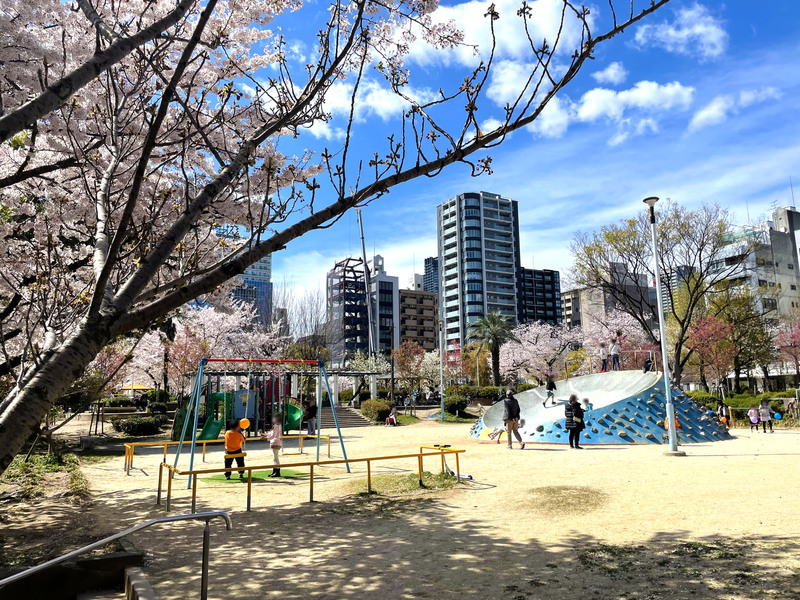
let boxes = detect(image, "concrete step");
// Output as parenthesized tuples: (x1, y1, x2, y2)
(76, 590, 125, 599)
(319, 407, 372, 428)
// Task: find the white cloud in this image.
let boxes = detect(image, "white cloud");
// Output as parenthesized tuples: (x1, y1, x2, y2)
(323, 78, 437, 123)
(401, 0, 588, 67)
(634, 3, 728, 61)
(687, 87, 781, 133)
(591, 62, 628, 85)
(480, 117, 505, 132)
(486, 60, 535, 106)
(607, 118, 659, 147)
(528, 96, 573, 138)
(576, 81, 694, 123)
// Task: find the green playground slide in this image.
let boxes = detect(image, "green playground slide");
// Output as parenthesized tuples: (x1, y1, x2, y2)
(284, 403, 303, 432)
(197, 417, 224, 440)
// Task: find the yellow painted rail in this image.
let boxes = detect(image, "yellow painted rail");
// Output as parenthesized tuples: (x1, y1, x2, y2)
(157, 448, 466, 513)
(123, 435, 331, 474)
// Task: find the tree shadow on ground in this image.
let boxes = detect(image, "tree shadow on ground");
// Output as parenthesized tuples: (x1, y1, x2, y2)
(81, 484, 800, 600)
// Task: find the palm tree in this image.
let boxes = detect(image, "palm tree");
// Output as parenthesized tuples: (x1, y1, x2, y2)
(467, 312, 519, 386)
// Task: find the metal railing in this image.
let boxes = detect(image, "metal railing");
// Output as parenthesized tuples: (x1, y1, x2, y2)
(124, 435, 332, 474)
(157, 448, 465, 512)
(0, 511, 232, 600)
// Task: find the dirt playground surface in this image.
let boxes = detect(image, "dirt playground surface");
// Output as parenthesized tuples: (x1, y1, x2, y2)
(80, 422, 800, 599)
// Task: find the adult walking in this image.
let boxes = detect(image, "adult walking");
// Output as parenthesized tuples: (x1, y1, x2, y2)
(758, 399, 774, 433)
(502, 389, 525, 450)
(305, 400, 318, 436)
(565, 394, 584, 449)
(609, 338, 621, 371)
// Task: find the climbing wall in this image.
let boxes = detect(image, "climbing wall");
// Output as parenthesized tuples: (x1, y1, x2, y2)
(471, 371, 731, 445)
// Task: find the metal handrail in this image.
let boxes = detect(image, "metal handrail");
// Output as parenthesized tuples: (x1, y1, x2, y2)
(0, 511, 232, 600)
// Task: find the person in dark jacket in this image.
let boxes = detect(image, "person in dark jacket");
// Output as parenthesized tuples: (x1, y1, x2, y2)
(565, 394, 585, 449)
(502, 389, 525, 450)
(542, 377, 557, 407)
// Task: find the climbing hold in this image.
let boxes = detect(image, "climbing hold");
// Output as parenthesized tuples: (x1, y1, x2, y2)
(645, 433, 656, 440)
(536, 425, 544, 432)
(604, 429, 612, 435)
(618, 430, 628, 437)
(591, 427, 598, 433)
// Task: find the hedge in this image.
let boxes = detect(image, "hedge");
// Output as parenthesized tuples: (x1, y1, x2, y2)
(149, 402, 168, 414)
(110, 416, 163, 436)
(445, 385, 503, 399)
(444, 395, 469, 416)
(144, 389, 171, 403)
(361, 399, 393, 422)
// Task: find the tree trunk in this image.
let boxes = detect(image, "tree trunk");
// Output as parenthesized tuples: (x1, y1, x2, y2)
(699, 363, 709, 392)
(0, 324, 107, 472)
(491, 347, 501, 387)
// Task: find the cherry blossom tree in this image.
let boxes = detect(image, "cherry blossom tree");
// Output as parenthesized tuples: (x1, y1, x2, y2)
(500, 321, 582, 382)
(0, 0, 673, 470)
(776, 322, 800, 386)
(686, 316, 736, 392)
(392, 340, 425, 394)
(581, 309, 656, 370)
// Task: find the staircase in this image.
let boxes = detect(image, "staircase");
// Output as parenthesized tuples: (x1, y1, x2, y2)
(319, 406, 372, 429)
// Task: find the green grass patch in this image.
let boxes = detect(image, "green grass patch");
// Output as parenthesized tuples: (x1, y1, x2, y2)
(68, 468, 90, 497)
(1, 453, 83, 499)
(347, 471, 457, 496)
(430, 412, 478, 424)
(201, 468, 310, 483)
(396, 414, 419, 426)
(528, 485, 609, 516)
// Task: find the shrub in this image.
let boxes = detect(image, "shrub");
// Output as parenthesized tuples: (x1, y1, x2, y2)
(107, 396, 133, 407)
(152, 414, 170, 427)
(515, 383, 536, 393)
(444, 394, 470, 415)
(361, 399, 393, 422)
(149, 402, 168, 414)
(358, 390, 371, 403)
(144, 389, 170, 403)
(339, 389, 354, 405)
(444, 385, 502, 400)
(111, 416, 162, 436)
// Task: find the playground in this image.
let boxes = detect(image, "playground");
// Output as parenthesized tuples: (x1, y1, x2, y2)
(72, 417, 800, 600)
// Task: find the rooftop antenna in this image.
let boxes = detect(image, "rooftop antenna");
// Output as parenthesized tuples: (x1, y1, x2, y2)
(791, 176, 796, 206)
(746, 199, 750, 223)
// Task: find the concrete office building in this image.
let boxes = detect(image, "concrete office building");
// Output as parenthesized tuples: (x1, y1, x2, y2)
(437, 191, 522, 347)
(561, 263, 656, 329)
(408, 274, 424, 291)
(423, 257, 439, 294)
(710, 206, 800, 319)
(517, 267, 562, 325)
(371, 255, 401, 353)
(399, 288, 438, 351)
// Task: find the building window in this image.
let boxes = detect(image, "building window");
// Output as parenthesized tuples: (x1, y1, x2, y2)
(790, 264, 795, 270)
(792, 285, 797, 291)
(758, 279, 768, 287)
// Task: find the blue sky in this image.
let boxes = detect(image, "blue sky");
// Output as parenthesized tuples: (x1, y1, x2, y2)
(268, 0, 800, 293)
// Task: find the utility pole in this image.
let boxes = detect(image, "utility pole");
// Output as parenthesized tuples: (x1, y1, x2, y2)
(390, 321, 395, 405)
(355, 209, 375, 356)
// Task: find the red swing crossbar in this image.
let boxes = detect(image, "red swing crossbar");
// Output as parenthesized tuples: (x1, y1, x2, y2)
(204, 358, 321, 365)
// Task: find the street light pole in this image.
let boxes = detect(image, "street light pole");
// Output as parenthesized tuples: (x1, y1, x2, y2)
(439, 321, 445, 422)
(643, 196, 685, 456)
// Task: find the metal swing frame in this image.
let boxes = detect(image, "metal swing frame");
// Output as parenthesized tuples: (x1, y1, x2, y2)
(173, 358, 350, 488)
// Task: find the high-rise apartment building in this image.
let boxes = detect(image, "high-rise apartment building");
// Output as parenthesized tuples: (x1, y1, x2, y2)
(215, 225, 273, 323)
(517, 268, 562, 325)
(423, 257, 439, 294)
(437, 192, 522, 346)
(371, 255, 400, 354)
(399, 289, 438, 351)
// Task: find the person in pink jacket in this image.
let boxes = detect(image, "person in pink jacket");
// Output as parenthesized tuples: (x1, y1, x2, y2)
(260, 414, 283, 478)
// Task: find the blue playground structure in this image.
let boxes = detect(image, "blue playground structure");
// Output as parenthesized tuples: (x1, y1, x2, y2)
(472, 370, 732, 445)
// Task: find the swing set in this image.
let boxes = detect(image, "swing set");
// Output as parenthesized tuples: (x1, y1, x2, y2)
(172, 358, 349, 488)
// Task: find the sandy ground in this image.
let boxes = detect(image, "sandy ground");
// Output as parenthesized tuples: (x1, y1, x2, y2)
(75, 422, 800, 600)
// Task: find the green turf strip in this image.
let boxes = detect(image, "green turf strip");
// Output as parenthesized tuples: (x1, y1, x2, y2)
(202, 468, 309, 483)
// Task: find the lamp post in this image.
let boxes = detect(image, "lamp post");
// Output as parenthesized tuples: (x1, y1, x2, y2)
(643, 196, 685, 456)
(439, 321, 445, 422)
